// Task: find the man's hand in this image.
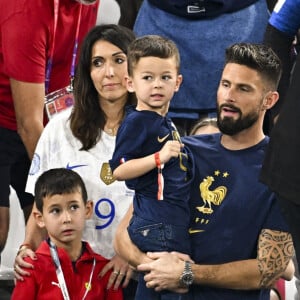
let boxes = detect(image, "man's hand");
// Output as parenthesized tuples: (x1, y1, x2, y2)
(137, 251, 192, 293)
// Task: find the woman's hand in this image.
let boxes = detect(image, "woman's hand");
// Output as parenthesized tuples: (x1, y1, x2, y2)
(99, 254, 134, 290)
(14, 247, 36, 281)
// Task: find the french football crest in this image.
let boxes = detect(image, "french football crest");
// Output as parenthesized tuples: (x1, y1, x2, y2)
(100, 162, 116, 185)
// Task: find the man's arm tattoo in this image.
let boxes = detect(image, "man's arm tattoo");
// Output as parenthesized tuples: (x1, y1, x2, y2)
(257, 229, 294, 288)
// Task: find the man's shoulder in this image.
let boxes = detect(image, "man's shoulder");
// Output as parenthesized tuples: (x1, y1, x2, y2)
(1, 0, 50, 22)
(183, 133, 220, 149)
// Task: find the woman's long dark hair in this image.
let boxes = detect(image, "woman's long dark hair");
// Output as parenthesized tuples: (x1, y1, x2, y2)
(70, 24, 136, 150)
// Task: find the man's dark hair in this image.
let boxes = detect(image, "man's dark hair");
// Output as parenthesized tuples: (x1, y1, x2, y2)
(225, 43, 282, 90)
(34, 168, 88, 212)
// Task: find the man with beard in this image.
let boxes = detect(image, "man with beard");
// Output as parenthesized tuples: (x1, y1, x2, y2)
(114, 43, 294, 300)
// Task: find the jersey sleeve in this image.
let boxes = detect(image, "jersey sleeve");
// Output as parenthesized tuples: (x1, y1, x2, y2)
(109, 116, 147, 172)
(2, 7, 48, 82)
(25, 119, 59, 195)
(269, 0, 300, 36)
(262, 194, 290, 233)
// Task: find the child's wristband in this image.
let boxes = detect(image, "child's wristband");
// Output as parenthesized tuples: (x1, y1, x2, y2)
(154, 151, 161, 167)
(154, 152, 164, 200)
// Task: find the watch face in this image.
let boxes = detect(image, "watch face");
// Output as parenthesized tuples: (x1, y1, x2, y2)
(180, 261, 194, 286)
(182, 273, 194, 285)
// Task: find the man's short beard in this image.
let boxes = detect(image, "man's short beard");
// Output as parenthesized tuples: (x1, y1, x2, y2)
(217, 111, 259, 135)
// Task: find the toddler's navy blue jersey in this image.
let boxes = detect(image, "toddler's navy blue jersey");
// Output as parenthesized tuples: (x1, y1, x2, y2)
(110, 108, 193, 226)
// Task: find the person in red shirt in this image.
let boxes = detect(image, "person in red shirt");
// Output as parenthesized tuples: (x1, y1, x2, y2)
(0, 0, 98, 254)
(12, 168, 123, 300)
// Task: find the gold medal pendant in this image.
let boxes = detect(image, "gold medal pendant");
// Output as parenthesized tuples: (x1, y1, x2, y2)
(100, 162, 116, 185)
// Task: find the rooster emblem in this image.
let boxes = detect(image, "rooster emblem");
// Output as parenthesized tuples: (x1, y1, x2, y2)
(197, 176, 227, 214)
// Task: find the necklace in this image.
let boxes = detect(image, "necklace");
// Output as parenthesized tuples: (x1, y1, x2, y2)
(104, 127, 116, 136)
(104, 124, 119, 136)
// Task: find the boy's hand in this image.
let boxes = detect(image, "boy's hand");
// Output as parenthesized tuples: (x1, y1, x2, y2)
(159, 141, 183, 164)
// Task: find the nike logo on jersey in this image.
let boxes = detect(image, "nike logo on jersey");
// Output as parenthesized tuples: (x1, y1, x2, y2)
(188, 228, 204, 234)
(157, 134, 170, 143)
(66, 163, 87, 170)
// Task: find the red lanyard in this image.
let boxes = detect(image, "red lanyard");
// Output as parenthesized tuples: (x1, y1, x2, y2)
(45, 0, 82, 93)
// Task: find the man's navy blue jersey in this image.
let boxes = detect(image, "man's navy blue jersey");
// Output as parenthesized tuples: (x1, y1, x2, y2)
(182, 133, 289, 300)
(110, 108, 193, 226)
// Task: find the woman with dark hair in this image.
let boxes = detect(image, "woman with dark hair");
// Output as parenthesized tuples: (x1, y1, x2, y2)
(14, 24, 137, 298)
(71, 24, 136, 150)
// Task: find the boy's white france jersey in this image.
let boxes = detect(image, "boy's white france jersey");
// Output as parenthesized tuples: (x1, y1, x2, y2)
(26, 110, 134, 258)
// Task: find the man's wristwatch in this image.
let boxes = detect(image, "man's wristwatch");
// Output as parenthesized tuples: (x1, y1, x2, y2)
(179, 261, 194, 287)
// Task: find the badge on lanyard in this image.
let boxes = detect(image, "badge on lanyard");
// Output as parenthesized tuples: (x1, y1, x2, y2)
(45, 85, 74, 119)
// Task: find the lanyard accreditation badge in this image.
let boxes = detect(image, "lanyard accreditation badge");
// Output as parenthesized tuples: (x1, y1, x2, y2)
(44, 0, 82, 119)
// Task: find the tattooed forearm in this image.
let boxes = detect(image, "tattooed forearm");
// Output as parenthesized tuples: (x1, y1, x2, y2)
(257, 229, 294, 288)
